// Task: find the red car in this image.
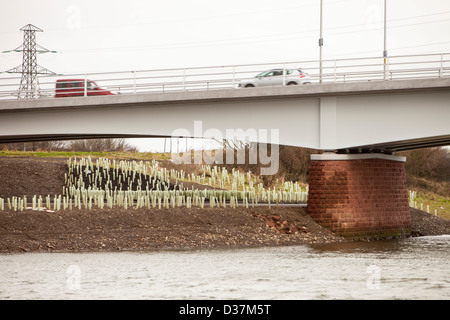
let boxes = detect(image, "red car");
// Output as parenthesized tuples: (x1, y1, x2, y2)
(55, 79, 115, 97)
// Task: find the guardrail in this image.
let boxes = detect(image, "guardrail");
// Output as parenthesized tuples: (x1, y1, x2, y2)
(0, 52, 449, 100)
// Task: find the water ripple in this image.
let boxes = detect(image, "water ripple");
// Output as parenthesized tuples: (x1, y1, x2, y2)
(0, 236, 449, 299)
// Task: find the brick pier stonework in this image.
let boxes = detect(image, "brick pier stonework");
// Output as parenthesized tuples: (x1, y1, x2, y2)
(307, 153, 411, 239)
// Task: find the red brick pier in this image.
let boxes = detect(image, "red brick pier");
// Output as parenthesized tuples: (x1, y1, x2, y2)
(307, 153, 411, 239)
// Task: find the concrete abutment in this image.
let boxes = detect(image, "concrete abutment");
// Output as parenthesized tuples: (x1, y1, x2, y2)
(307, 153, 411, 240)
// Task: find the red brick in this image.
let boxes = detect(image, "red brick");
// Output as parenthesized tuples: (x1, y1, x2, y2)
(307, 157, 411, 239)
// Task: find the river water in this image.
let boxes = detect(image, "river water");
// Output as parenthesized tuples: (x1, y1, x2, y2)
(0, 235, 449, 300)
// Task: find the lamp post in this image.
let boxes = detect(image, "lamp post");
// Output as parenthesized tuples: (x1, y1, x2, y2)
(319, 0, 323, 84)
(383, 0, 388, 80)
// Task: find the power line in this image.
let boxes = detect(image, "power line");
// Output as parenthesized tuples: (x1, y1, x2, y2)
(0, 0, 351, 37)
(1, 8, 448, 55)
(58, 15, 450, 54)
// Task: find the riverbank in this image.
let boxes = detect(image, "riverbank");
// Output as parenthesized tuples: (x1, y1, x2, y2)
(0, 156, 449, 253)
(1, 204, 449, 254)
(0, 206, 347, 253)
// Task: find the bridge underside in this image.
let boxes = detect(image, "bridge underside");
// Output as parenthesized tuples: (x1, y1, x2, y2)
(337, 134, 450, 153)
(0, 134, 165, 144)
(1, 133, 448, 154)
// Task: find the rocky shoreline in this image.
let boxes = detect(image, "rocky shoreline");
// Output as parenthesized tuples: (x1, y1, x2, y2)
(0, 206, 449, 253)
(0, 206, 345, 253)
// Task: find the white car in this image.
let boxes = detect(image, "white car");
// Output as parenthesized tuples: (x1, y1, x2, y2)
(238, 68, 311, 88)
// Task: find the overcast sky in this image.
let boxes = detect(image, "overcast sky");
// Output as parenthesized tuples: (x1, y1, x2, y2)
(1, 0, 449, 151)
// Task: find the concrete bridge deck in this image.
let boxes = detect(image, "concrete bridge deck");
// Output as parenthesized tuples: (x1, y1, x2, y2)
(0, 78, 449, 153)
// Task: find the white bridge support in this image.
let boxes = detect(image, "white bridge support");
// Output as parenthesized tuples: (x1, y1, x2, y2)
(0, 78, 449, 152)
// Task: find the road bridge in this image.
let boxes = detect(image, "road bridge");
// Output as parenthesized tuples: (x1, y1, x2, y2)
(0, 71, 449, 239)
(0, 78, 449, 153)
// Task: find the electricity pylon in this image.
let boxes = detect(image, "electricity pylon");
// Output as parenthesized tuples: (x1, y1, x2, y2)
(3, 24, 56, 99)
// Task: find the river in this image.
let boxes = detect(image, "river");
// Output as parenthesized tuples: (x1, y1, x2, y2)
(0, 235, 449, 300)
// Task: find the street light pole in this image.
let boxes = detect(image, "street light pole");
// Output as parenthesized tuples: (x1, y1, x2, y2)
(383, 0, 388, 80)
(319, 0, 323, 84)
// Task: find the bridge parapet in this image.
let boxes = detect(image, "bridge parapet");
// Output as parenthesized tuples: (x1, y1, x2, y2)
(1, 52, 449, 99)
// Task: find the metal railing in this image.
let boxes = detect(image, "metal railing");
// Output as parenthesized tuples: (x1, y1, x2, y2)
(0, 52, 449, 100)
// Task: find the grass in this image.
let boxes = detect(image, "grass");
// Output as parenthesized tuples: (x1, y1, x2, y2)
(0, 150, 172, 160)
(410, 190, 450, 220)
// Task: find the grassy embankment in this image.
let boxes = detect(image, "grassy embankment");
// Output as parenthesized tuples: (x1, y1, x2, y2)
(410, 191, 450, 220)
(0, 150, 171, 161)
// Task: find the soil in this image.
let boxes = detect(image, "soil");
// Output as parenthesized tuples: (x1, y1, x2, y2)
(0, 157, 449, 253)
